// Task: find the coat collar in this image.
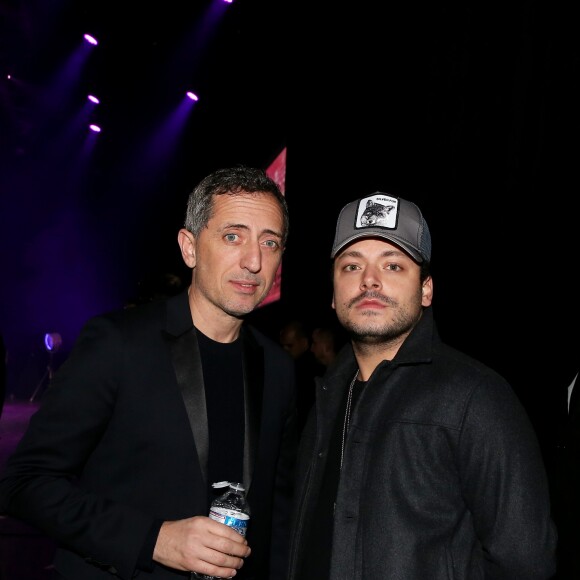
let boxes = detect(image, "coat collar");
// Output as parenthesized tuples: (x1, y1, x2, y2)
(324, 306, 437, 386)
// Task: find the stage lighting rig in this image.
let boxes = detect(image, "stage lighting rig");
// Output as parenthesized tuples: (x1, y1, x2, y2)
(29, 332, 62, 402)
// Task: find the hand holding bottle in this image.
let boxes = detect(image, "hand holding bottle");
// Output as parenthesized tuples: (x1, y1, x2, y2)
(193, 482, 251, 579)
(153, 515, 250, 578)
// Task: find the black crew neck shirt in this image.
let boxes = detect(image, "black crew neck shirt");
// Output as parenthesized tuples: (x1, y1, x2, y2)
(196, 328, 244, 506)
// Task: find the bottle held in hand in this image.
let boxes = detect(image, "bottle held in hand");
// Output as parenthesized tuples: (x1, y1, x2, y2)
(208, 481, 250, 537)
(192, 481, 250, 580)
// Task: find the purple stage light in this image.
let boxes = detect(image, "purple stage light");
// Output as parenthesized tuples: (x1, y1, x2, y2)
(88, 95, 100, 104)
(44, 332, 63, 353)
(186, 91, 199, 101)
(89, 124, 101, 133)
(84, 34, 98, 46)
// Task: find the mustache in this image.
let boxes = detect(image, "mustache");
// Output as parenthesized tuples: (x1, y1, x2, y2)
(349, 291, 396, 308)
(231, 275, 262, 285)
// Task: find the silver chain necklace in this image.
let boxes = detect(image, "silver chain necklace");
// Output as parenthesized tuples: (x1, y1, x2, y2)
(340, 369, 359, 469)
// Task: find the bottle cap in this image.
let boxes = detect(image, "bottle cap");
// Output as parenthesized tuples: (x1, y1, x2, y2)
(212, 481, 231, 489)
(211, 481, 245, 492)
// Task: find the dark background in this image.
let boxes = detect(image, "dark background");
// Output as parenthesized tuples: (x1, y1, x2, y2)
(0, 1, 578, 419)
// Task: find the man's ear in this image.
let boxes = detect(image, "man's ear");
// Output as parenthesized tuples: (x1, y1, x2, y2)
(177, 229, 196, 268)
(421, 276, 433, 306)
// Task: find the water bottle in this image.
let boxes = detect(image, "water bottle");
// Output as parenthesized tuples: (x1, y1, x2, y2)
(191, 481, 251, 580)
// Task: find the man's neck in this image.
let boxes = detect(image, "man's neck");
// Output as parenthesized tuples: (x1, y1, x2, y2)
(352, 336, 406, 381)
(187, 286, 243, 343)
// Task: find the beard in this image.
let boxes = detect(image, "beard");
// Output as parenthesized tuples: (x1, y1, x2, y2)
(337, 289, 423, 346)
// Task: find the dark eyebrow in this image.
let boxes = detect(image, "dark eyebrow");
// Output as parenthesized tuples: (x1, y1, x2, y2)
(221, 223, 283, 240)
(221, 223, 249, 232)
(338, 248, 406, 259)
(380, 249, 407, 258)
(261, 228, 283, 240)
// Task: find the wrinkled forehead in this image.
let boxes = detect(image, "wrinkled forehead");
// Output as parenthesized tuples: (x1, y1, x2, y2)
(210, 192, 284, 229)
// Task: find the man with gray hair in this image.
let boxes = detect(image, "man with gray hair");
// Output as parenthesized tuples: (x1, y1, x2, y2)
(0, 165, 296, 580)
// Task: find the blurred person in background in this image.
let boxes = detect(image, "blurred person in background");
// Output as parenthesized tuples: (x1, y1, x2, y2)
(280, 320, 325, 435)
(542, 359, 580, 579)
(310, 324, 345, 370)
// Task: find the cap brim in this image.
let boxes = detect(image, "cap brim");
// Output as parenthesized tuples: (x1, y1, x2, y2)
(331, 233, 424, 263)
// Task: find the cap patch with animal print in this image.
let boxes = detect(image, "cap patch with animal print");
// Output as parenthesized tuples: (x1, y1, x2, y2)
(331, 193, 432, 263)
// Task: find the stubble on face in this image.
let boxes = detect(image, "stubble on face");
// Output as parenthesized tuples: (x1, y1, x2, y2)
(336, 285, 424, 347)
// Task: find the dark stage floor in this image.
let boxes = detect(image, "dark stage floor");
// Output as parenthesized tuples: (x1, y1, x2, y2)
(0, 400, 56, 580)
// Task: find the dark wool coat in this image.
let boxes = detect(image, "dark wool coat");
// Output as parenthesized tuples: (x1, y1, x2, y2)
(288, 307, 557, 580)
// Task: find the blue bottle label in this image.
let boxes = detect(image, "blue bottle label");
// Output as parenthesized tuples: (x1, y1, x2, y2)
(209, 507, 250, 537)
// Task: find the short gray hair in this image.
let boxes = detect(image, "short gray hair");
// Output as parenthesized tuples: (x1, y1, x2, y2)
(184, 165, 289, 246)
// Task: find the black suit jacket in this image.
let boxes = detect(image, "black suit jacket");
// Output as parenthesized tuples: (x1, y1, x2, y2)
(0, 290, 297, 579)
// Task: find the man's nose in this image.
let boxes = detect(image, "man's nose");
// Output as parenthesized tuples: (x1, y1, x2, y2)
(241, 241, 262, 273)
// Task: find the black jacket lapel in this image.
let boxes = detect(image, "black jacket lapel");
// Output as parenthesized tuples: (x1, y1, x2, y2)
(165, 291, 209, 489)
(241, 326, 263, 493)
